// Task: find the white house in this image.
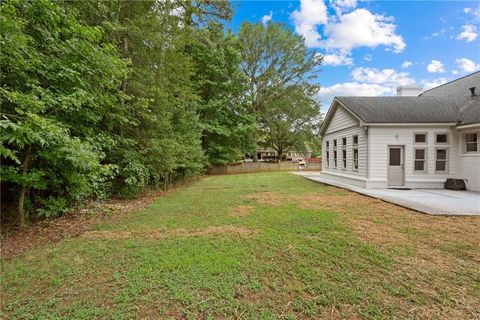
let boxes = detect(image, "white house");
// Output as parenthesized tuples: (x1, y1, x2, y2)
(319, 72, 480, 191)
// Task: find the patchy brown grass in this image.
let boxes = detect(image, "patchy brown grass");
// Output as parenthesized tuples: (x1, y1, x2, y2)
(246, 192, 288, 207)
(82, 225, 256, 240)
(289, 186, 480, 319)
(231, 205, 254, 217)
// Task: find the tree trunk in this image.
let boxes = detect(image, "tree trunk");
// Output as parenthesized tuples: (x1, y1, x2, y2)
(252, 127, 258, 162)
(17, 145, 32, 227)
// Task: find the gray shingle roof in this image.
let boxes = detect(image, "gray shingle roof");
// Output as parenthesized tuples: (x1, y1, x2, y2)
(336, 96, 461, 123)
(334, 72, 480, 125)
(421, 71, 480, 125)
(420, 71, 480, 99)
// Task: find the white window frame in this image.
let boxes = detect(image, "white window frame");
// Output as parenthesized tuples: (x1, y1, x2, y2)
(342, 149, 347, 170)
(413, 148, 427, 173)
(435, 147, 449, 173)
(413, 132, 428, 144)
(326, 150, 330, 167)
(463, 132, 479, 154)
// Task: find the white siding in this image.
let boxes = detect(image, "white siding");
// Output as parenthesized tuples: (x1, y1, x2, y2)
(322, 105, 367, 180)
(455, 127, 480, 191)
(368, 126, 458, 188)
(324, 106, 359, 134)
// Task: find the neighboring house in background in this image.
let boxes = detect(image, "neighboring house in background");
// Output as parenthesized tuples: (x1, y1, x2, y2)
(319, 72, 480, 191)
(254, 148, 312, 161)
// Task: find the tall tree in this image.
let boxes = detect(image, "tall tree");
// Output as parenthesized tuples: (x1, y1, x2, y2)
(260, 86, 321, 161)
(188, 23, 255, 164)
(238, 22, 322, 161)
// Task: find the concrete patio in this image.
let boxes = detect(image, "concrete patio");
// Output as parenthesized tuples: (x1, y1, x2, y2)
(294, 172, 480, 216)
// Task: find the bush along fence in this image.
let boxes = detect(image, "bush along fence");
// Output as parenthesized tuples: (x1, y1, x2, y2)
(208, 160, 322, 175)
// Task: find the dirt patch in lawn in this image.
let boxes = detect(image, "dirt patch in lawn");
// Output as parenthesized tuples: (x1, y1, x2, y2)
(82, 225, 256, 240)
(246, 192, 290, 207)
(231, 205, 254, 217)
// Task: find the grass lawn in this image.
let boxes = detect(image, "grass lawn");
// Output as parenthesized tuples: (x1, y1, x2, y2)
(1, 172, 479, 319)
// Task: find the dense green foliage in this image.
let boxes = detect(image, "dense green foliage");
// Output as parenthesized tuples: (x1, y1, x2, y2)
(0, 0, 322, 224)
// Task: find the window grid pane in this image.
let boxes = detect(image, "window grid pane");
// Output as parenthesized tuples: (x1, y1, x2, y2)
(436, 134, 448, 143)
(415, 134, 426, 143)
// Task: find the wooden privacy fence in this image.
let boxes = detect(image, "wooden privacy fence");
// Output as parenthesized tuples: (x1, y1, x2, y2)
(208, 160, 322, 175)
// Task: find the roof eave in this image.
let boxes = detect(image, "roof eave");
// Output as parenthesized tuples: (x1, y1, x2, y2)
(364, 122, 460, 126)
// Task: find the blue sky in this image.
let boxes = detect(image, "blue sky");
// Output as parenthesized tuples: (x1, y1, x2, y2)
(228, 0, 480, 112)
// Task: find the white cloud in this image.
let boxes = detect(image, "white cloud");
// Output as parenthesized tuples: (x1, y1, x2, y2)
(351, 67, 414, 86)
(322, 9, 406, 53)
(363, 54, 372, 62)
(452, 70, 459, 75)
(261, 11, 273, 25)
(422, 28, 447, 40)
(330, 0, 358, 15)
(401, 61, 412, 69)
(456, 25, 478, 42)
(319, 82, 394, 97)
(291, 0, 328, 47)
(464, 7, 480, 19)
(421, 78, 448, 90)
(317, 82, 394, 110)
(321, 52, 353, 66)
(427, 60, 446, 73)
(455, 58, 480, 73)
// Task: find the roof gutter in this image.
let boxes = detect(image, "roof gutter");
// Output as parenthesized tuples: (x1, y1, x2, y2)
(362, 122, 459, 126)
(456, 122, 480, 129)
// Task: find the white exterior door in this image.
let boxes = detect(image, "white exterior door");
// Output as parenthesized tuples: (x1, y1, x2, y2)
(388, 146, 404, 186)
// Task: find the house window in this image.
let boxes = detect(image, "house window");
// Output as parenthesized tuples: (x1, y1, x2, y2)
(342, 137, 347, 147)
(464, 133, 479, 152)
(353, 148, 359, 170)
(326, 151, 330, 167)
(326, 141, 329, 149)
(334, 150, 337, 168)
(333, 140, 337, 148)
(353, 135, 358, 146)
(414, 148, 427, 172)
(414, 133, 427, 144)
(342, 150, 347, 169)
(435, 133, 448, 144)
(435, 148, 448, 172)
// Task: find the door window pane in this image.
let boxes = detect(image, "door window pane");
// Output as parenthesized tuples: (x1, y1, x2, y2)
(389, 148, 401, 166)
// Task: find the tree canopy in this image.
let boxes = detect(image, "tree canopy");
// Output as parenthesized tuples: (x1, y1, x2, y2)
(0, 0, 322, 226)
